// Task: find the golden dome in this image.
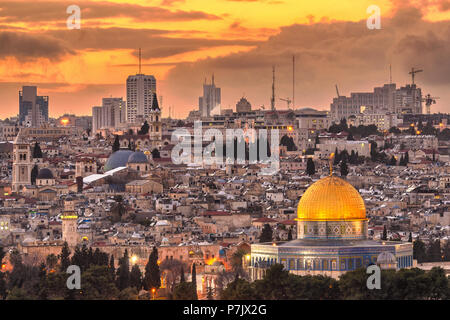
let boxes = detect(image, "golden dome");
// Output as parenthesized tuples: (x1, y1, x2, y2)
(297, 175, 366, 221)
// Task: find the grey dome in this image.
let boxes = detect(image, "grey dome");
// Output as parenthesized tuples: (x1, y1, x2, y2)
(377, 251, 396, 265)
(37, 168, 54, 180)
(127, 151, 148, 164)
(104, 150, 134, 172)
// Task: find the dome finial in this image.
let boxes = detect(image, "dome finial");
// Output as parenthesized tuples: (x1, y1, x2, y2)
(329, 153, 335, 176)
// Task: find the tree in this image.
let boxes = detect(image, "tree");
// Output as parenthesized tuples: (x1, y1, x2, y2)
(389, 156, 397, 166)
(112, 135, 120, 152)
(0, 247, 6, 299)
(259, 224, 273, 243)
(76, 265, 119, 300)
(143, 247, 161, 292)
(129, 264, 142, 291)
(221, 277, 256, 300)
(116, 249, 130, 291)
(306, 158, 315, 176)
(389, 126, 401, 134)
(347, 132, 354, 141)
(340, 159, 349, 177)
(109, 255, 116, 280)
(31, 165, 39, 185)
(138, 121, 150, 135)
(413, 238, 427, 263)
(408, 232, 412, 243)
(173, 281, 198, 300)
(287, 229, 293, 241)
(32, 142, 43, 159)
(46, 254, 58, 272)
(191, 263, 198, 299)
(59, 242, 71, 272)
(160, 259, 186, 293)
(381, 225, 387, 241)
(404, 152, 409, 164)
(426, 239, 442, 262)
(151, 148, 161, 159)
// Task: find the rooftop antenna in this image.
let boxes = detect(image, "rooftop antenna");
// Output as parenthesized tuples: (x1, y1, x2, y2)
(292, 55, 295, 108)
(138, 48, 142, 74)
(271, 66, 276, 111)
(389, 64, 392, 84)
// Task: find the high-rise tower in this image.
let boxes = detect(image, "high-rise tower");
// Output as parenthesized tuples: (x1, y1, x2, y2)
(126, 49, 157, 123)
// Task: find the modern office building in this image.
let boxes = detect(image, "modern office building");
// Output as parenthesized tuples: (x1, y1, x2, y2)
(19, 86, 49, 127)
(92, 106, 103, 136)
(330, 83, 422, 121)
(126, 74, 157, 123)
(199, 75, 221, 117)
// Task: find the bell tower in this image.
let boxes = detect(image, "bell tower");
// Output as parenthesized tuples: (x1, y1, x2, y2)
(12, 132, 33, 192)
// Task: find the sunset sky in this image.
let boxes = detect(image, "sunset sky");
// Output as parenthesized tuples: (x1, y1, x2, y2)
(0, 0, 449, 119)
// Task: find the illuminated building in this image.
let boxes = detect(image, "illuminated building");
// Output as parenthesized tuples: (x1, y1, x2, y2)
(249, 170, 413, 280)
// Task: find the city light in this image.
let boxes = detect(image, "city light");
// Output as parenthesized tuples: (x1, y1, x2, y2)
(130, 255, 138, 264)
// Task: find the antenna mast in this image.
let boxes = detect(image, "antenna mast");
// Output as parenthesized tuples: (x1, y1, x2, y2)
(138, 48, 142, 74)
(389, 64, 392, 84)
(271, 66, 276, 111)
(292, 56, 295, 108)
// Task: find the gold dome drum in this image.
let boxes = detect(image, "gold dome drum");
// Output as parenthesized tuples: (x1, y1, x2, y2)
(296, 176, 368, 240)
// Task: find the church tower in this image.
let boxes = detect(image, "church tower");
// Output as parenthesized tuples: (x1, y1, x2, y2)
(12, 132, 33, 192)
(148, 92, 162, 148)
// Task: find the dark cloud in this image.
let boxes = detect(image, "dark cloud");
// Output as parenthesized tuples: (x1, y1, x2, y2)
(0, 1, 221, 23)
(163, 4, 450, 116)
(0, 32, 74, 61)
(0, 81, 125, 117)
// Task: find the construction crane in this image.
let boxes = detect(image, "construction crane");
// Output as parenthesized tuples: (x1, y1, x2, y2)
(335, 85, 341, 98)
(280, 98, 292, 109)
(409, 67, 423, 85)
(422, 94, 440, 114)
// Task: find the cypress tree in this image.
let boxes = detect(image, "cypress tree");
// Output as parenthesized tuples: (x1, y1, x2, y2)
(259, 224, 273, 243)
(340, 159, 349, 177)
(180, 265, 185, 283)
(143, 247, 161, 291)
(381, 225, 387, 241)
(59, 242, 71, 272)
(109, 255, 115, 279)
(408, 232, 413, 242)
(287, 229, 293, 241)
(112, 135, 120, 152)
(116, 249, 130, 290)
(191, 263, 197, 290)
(306, 158, 315, 176)
(31, 165, 39, 185)
(32, 142, 43, 158)
(130, 264, 143, 290)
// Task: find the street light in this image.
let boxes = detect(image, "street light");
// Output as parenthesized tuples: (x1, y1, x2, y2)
(151, 288, 156, 300)
(130, 255, 138, 264)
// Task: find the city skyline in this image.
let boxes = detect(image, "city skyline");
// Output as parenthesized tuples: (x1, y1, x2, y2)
(0, 0, 449, 119)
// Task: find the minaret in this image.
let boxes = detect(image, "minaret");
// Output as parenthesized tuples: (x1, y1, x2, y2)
(12, 130, 33, 192)
(61, 208, 78, 247)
